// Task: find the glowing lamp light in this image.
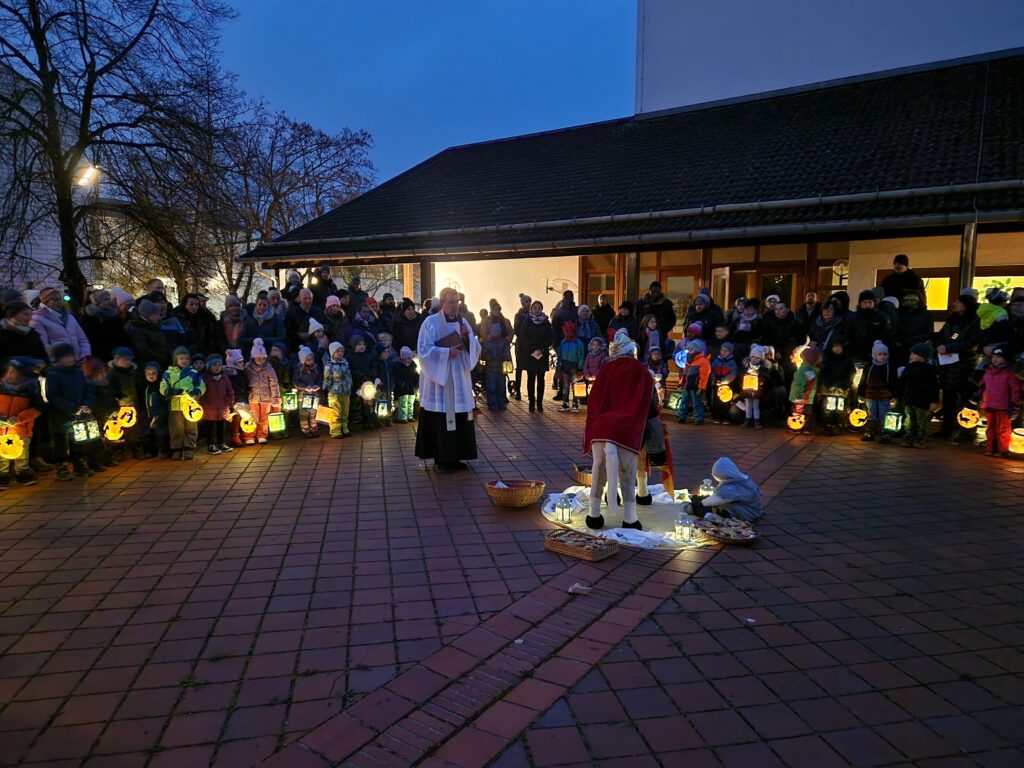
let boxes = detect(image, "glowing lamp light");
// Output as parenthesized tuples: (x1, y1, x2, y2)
(742, 372, 760, 392)
(674, 349, 688, 369)
(1009, 428, 1024, 455)
(824, 395, 846, 412)
(235, 406, 257, 434)
(573, 378, 589, 398)
(849, 408, 868, 428)
(182, 396, 204, 423)
(791, 344, 807, 365)
(116, 405, 137, 428)
(300, 393, 319, 410)
(358, 381, 377, 403)
(502, 360, 514, 375)
(787, 412, 807, 431)
(0, 432, 24, 460)
(268, 412, 286, 434)
(76, 164, 97, 187)
(883, 411, 904, 434)
(698, 478, 715, 498)
(666, 391, 682, 411)
(717, 384, 733, 403)
(103, 419, 124, 441)
(957, 407, 980, 429)
(375, 398, 392, 419)
(281, 390, 299, 412)
(69, 416, 101, 443)
(555, 494, 573, 524)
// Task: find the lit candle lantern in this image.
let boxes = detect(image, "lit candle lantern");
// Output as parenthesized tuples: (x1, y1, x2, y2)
(742, 372, 760, 392)
(957, 407, 980, 429)
(573, 378, 589, 398)
(281, 390, 299, 412)
(300, 392, 319, 410)
(849, 408, 868, 428)
(102, 419, 124, 442)
(182, 396, 204, 423)
(555, 494, 573, 524)
(825, 395, 846, 412)
(1009, 428, 1024, 455)
(717, 384, 733, 403)
(502, 361, 514, 375)
(69, 416, 101, 443)
(358, 381, 377, 403)
(0, 432, 24, 460)
(787, 412, 806, 431)
(116, 405, 137, 428)
(883, 411, 904, 434)
(375, 397, 392, 419)
(268, 412, 286, 434)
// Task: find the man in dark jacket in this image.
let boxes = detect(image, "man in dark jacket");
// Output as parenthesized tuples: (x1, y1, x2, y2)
(848, 290, 892, 364)
(794, 291, 822, 329)
(892, 291, 932, 364)
(284, 289, 327, 353)
(763, 300, 807, 387)
(129, 299, 171, 369)
(881, 254, 927, 308)
(685, 293, 724, 343)
(310, 265, 339, 308)
(592, 293, 615, 337)
(345, 276, 369, 320)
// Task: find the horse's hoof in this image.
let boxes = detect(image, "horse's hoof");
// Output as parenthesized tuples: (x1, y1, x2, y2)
(622, 520, 643, 530)
(586, 514, 605, 530)
(636, 493, 653, 505)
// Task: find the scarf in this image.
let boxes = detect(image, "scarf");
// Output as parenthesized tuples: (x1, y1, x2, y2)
(530, 312, 547, 325)
(252, 307, 275, 324)
(84, 304, 118, 319)
(0, 318, 30, 335)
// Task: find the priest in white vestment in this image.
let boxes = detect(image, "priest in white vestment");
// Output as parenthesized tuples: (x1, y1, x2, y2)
(415, 287, 482, 473)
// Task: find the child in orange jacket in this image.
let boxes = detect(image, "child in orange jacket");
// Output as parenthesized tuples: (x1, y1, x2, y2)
(676, 339, 711, 424)
(0, 357, 45, 486)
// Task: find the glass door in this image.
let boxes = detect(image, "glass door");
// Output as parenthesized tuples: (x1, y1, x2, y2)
(661, 268, 700, 338)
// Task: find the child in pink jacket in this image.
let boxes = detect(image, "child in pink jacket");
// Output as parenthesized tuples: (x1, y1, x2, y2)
(977, 347, 1021, 457)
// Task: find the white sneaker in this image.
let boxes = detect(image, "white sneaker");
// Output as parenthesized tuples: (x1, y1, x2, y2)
(257, 437, 267, 444)
(571, 404, 579, 413)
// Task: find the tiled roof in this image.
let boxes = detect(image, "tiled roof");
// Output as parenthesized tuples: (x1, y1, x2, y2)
(244, 50, 1024, 265)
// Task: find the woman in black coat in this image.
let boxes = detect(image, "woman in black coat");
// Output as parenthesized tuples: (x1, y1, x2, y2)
(0, 301, 48, 364)
(80, 290, 132, 361)
(391, 303, 423, 353)
(934, 292, 981, 438)
(518, 300, 554, 412)
(176, 294, 221, 355)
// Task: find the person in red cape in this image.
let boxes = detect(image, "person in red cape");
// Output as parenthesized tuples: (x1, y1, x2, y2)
(583, 330, 658, 530)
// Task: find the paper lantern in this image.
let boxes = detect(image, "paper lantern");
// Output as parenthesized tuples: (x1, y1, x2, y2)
(824, 395, 846, 412)
(698, 478, 715, 498)
(849, 408, 868, 428)
(182, 396, 204, 423)
(573, 378, 589, 398)
(787, 412, 807, 431)
(69, 416, 101, 443)
(102, 419, 124, 442)
(673, 349, 688, 368)
(742, 372, 760, 392)
(883, 411, 904, 434)
(315, 405, 335, 424)
(790, 345, 806, 365)
(375, 398, 392, 418)
(666, 391, 682, 411)
(358, 381, 377, 402)
(502, 360, 514, 375)
(116, 405, 137, 428)
(957, 407, 980, 429)
(300, 393, 319, 410)
(0, 432, 24, 460)
(555, 494, 573, 524)
(717, 384, 733, 403)
(281, 390, 299, 411)
(235, 407, 257, 434)
(1009, 428, 1024, 455)
(268, 412, 286, 434)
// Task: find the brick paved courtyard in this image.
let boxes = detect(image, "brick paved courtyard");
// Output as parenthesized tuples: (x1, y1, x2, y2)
(1, 403, 1022, 767)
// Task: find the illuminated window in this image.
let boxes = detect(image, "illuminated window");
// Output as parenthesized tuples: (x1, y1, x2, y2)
(972, 275, 1023, 296)
(922, 277, 951, 310)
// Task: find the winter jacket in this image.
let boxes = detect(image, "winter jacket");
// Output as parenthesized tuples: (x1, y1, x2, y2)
(592, 304, 614, 336)
(638, 294, 678, 337)
(764, 312, 807, 359)
(0, 320, 48, 365)
(87, 379, 120, 421)
(575, 317, 600, 348)
(221, 310, 246, 351)
(393, 360, 419, 397)
(310, 278, 338, 308)
(789, 363, 819, 404)
(0, 379, 43, 437)
(818, 354, 856, 391)
(858, 360, 900, 401)
(293, 363, 322, 394)
(518, 317, 554, 373)
(480, 314, 513, 341)
(322, 311, 349, 343)
(894, 306, 933, 355)
(245, 361, 280, 404)
(881, 269, 926, 307)
(681, 352, 711, 391)
(583, 350, 607, 378)
(160, 365, 206, 411)
(80, 308, 131, 361)
(391, 313, 423, 353)
(482, 338, 512, 374)
(934, 309, 982, 390)
(141, 379, 168, 435)
(551, 301, 578, 345)
(686, 305, 725, 342)
(807, 313, 846, 351)
(646, 358, 669, 381)
(849, 309, 892, 362)
(347, 347, 375, 384)
(730, 311, 763, 352)
(241, 312, 286, 352)
(45, 364, 92, 421)
(349, 314, 384, 344)
(200, 371, 236, 421)
(795, 302, 822, 329)
(608, 314, 638, 341)
(284, 305, 327, 352)
(323, 359, 353, 396)
(711, 356, 738, 385)
(176, 308, 221, 355)
(128, 317, 170, 369)
(108, 364, 142, 409)
(979, 364, 1021, 412)
(31, 306, 91, 360)
(225, 368, 249, 403)
(901, 361, 940, 409)
(556, 338, 585, 372)
(269, 356, 292, 390)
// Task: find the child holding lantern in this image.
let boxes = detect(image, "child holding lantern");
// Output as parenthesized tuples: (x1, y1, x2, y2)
(109, 347, 145, 459)
(0, 357, 44, 486)
(323, 342, 353, 437)
(393, 347, 419, 423)
(84, 358, 120, 469)
(709, 342, 737, 424)
(293, 346, 322, 438)
(741, 345, 767, 429)
(977, 347, 1022, 457)
(900, 343, 940, 448)
(45, 343, 94, 479)
(200, 354, 235, 455)
(245, 339, 281, 444)
(857, 340, 900, 443)
(788, 346, 821, 432)
(160, 346, 206, 460)
(224, 349, 249, 447)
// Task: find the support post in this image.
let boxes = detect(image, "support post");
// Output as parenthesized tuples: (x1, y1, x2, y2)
(402, 263, 416, 301)
(623, 252, 640, 302)
(419, 258, 434, 302)
(959, 222, 977, 295)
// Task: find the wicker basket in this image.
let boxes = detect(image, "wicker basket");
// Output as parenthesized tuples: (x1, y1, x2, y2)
(572, 462, 593, 486)
(693, 519, 759, 546)
(544, 529, 620, 562)
(485, 480, 546, 508)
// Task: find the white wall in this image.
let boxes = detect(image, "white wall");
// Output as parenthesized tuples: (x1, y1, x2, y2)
(846, 236, 959, 297)
(434, 256, 580, 320)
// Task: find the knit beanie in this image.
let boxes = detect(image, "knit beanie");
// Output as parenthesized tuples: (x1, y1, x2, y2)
(225, 295, 242, 308)
(298, 346, 314, 364)
(871, 286, 886, 300)
(191, 353, 205, 365)
(686, 339, 707, 356)
(206, 354, 223, 367)
(271, 341, 288, 356)
(287, 269, 301, 283)
(137, 298, 159, 319)
(686, 322, 703, 337)
(325, 295, 341, 309)
(225, 349, 244, 367)
(4, 301, 29, 318)
(693, 294, 709, 308)
(0, 288, 22, 306)
(144, 361, 160, 372)
(329, 341, 344, 357)
(49, 342, 75, 362)
(251, 338, 268, 359)
(858, 290, 877, 304)
(112, 346, 134, 360)
(519, 293, 531, 306)
(307, 317, 324, 335)
(749, 344, 766, 359)
(7, 356, 42, 375)
(882, 296, 899, 308)
(172, 346, 190, 361)
(400, 346, 414, 359)
(894, 253, 910, 266)
(909, 342, 932, 359)
(871, 340, 889, 357)
(82, 358, 106, 378)
(985, 286, 1008, 304)
(578, 304, 590, 314)
(609, 329, 637, 358)
(110, 288, 134, 308)
(374, 342, 390, 356)
(267, 288, 282, 301)
(765, 294, 781, 304)
(721, 342, 735, 355)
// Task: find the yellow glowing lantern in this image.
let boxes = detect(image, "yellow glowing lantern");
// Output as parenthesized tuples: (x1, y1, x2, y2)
(573, 378, 589, 398)
(883, 411, 904, 434)
(358, 381, 377, 403)
(116, 405, 137, 428)
(1009, 428, 1024, 455)
(502, 360, 514, 375)
(957, 407, 980, 429)
(849, 408, 868, 428)
(742, 372, 760, 392)
(103, 419, 124, 441)
(0, 432, 24, 460)
(182, 396, 204, 423)
(717, 384, 733, 403)
(268, 412, 286, 434)
(787, 412, 806, 431)
(824, 395, 846, 412)
(235, 406, 257, 434)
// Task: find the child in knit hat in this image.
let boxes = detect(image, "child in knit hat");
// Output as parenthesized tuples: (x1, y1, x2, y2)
(84, 358, 119, 469)
(709, 341, 738, 424)
(200, 354, 234, 454)
(788, 346, 821, 433)
(393, 346, 419, 424)
(346, 333, 374, 432)
(108, 347, 145, 459)
(46, 343, 97, 478)
(741, 344, 767, 429)
(245, 339, 281, 444)
(160, 346, 206, 460)
(481, 323, 512, 411)
(817, 339, 856, 436)
(900, 342, 940, 448)
(0, 357, 44, 486)
(140, 362, 169, 459)
(583, 337, 608, 381)
(223, 349, 248, 447)
(293, 346, 322, 438)
(676, 339, 710, 425)
(372, 342, 395, 425)
(977, 347, 1021, 457)
(323, 341, 352, 437)
(556, 321, 585, 413)
(858, 340, 900, 443)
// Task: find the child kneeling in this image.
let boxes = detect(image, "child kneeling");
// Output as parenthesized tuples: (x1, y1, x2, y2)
(684, 457, 763, 523)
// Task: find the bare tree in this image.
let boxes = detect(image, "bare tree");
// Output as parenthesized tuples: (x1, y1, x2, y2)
(0, 0, 234, 303)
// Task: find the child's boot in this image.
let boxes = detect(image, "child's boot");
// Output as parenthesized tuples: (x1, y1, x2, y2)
(745, 418, 754, 428)
(169, 449, 182, 461)
(755, 420, 764, 430)
(14, 470, 37, 486)
(55, 464, 73, 481)
(73, 461, 94, 477)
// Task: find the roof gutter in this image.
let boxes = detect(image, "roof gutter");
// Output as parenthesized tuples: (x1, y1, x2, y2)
(242, 208, 1024, 264)
(255, 178, 1024, 250)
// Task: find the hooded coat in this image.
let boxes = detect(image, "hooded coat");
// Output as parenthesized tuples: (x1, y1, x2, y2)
(31, 305, 91, 360)
(518, 314, 554, 373)
(701, 457, 763, 522)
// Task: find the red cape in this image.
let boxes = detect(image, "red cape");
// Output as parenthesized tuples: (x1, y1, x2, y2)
(584, 356, 655, 456)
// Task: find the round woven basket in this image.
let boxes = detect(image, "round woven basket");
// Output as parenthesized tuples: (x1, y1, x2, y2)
(485, 480, 546, 508)
(572, 462, 593, 486)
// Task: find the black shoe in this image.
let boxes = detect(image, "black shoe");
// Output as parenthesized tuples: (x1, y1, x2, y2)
(56, 466, 73, 481)
(452, 461, 469, 471)
(207, 445, 222, 455)
(537, 404, 543, 412)
(586, 514, 605, 530)
(622, 520, 643, 530)
(73, 464, 94, 477)
(0, 475, 9, 487)
(514, 394, 522, 401)
(182, 450, 195, 460)
(636, 493, 653, 505)
(434, 462, 457, 474)
(30, 457, 55, 474)
(528, 401, 535, 412)
(14, 472, 37, 486)
(219, 444, 233, 453)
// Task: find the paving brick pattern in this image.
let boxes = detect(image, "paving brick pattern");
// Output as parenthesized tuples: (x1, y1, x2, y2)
(2, 398, 1022, 767)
